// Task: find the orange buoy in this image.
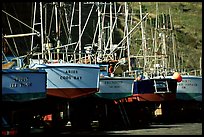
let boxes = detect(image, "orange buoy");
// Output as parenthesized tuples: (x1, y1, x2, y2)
(173, 72, 182, 82)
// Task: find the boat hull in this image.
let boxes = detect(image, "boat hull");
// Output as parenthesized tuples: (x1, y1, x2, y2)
(95, 77, 135, 100)
(47, 88, 99, 99)
(30, 63, 100, 99)
(176, 75, 202, 101)
(164, 75, 202, 101)
(127, 78, 177, 102)
(2, 69, 47, 102)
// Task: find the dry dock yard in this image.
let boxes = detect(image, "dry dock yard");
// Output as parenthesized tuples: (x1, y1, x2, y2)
(2, 2, 202, 137)
(27, 122, 202, 136)
(27, 113, 202, 136)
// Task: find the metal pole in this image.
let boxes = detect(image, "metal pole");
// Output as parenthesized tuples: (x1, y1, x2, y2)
(40, 2, 44, 59)
(79, 2, 82, 62)
(139, 2, 146, 72)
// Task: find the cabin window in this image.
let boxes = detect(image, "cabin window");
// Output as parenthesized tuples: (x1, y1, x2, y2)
(154, 81, 168, 92)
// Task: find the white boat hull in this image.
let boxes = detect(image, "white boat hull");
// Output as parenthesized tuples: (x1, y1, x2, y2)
(96, 77, 135, 100)
(30, 63, 100, 99)
(177, 75, 202, 101)
(164, 75, 202, 102)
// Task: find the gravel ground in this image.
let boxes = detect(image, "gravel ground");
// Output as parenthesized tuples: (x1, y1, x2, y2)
(27, 122, 201, 136)
(102, 123, 202, 135)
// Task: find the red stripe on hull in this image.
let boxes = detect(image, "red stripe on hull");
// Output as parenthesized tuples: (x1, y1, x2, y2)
(47, 88, 99, 99)
(121, 93, 176, 102)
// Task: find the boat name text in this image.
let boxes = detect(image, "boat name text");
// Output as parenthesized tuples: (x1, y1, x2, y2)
(65, 70, 78, 74)
(60, 70, 82, 80)
(104, 81, 123, 84)
(178, 80, 198, 86)
(10, 77, 32, 88)
(104, 81, 123, 88)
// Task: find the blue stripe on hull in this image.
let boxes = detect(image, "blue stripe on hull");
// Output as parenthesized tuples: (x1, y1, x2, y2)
(2, 92, 46, 102)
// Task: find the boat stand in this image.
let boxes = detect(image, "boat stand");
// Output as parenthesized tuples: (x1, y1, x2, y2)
(116, 100, 131, 129)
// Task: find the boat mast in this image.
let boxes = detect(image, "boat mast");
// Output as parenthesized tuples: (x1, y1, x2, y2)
(169, 8, 177, 71)
(109, 2, 113, 53)
(40, 2, 44, 59)
(30, 2, 36, 50)
(154, 2, 158, 75)
(97, 2, 102, 61)
(53, 2, 60, 60)
(139, 2, 147, 72)
(3, 8, 40, 57)
(161, 12, 167, 74)
(103, 2, 122, 60)
(78, 2, 82, 62)
(69, 2, 76, 62)
(72, 2, 95, 63)
(124, 2, 131, 72)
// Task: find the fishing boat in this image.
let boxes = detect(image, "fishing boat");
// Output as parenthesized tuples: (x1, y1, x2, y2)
(2, 38, 47, 102)
(163, 74, 202, 122)
(30, 62, 100, 99)
(96, 63, 134, 100)
(122, 70, 178, 106)
(2, 2, 100, 130)
(165, 75, 202, 102)
(2, 56, 47, 135)
(115, 2, 181, 126)
(26, 2, 100, 99)
(130, 77, 177, 102)
(177, 75, 202, 101)
(2, 68, 47, 102)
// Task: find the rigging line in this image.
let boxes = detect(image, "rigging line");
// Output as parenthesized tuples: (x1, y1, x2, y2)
(2, 4, 18, 57)
(2, 10, 40, 35)
(31, 2, 36, 51)
(64, 4, 73, 62)
(47, 5, 55, 40)
(44, 3, 47, 38)
(101, 2, 107, 45)
(107, 13, 149, 58)
(12, 3, 29, 50)
(71, 3, 95, 56)
(6, 12, 19, 56)
(102, 4, 122, 58)
(91, 17, 99, 48)
(59, 6, 69, 41)
(69, 2, 75, 42)
(65, 2, 75, 62)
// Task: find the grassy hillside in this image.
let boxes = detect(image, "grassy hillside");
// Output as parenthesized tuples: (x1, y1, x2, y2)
(126, 2, 202, 72)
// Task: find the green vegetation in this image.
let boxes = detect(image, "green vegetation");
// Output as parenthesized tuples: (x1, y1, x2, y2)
(126, 2, 202, 71)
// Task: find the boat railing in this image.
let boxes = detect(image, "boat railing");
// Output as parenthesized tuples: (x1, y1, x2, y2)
(29, 50, 98, 64)
(123, 70, 143, 78)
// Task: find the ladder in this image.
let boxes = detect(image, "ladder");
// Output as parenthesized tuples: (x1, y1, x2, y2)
(116, 100, 131, 129)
